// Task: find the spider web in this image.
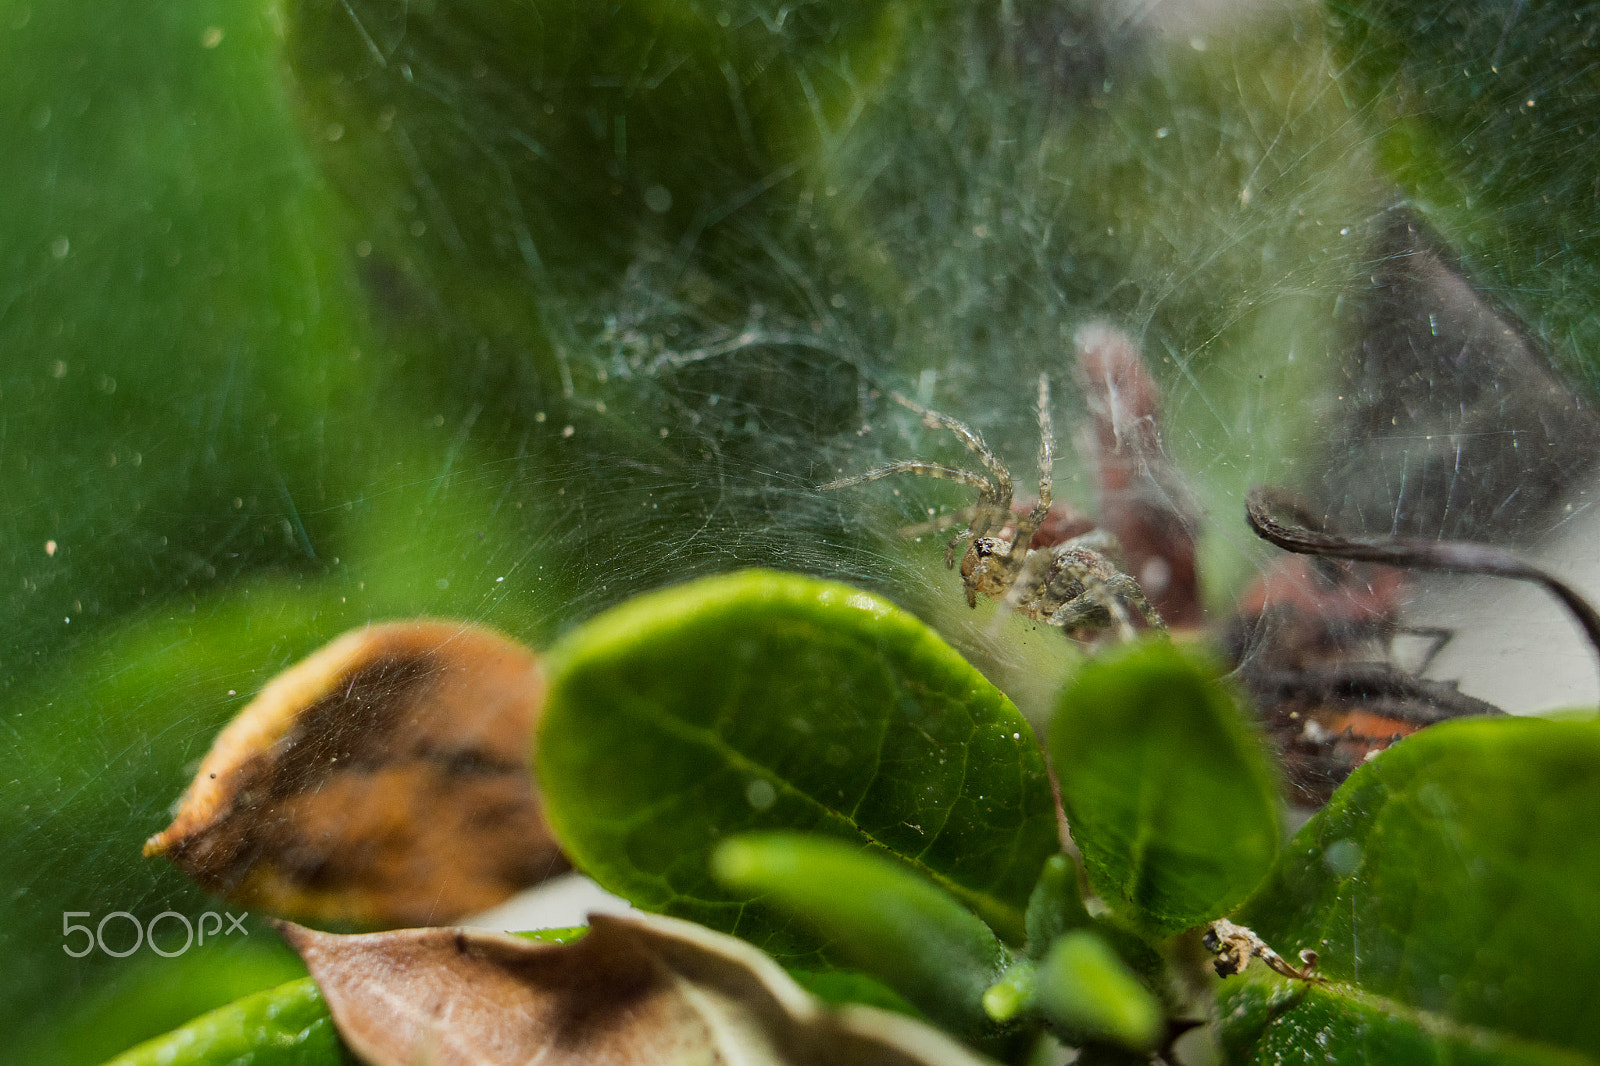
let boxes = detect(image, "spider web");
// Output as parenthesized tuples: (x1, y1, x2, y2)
(2, 0, 1598, 1054)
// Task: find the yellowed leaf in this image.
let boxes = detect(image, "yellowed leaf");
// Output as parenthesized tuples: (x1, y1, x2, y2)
(146, 620, 564, 926)
(281, 911, 997, 1066)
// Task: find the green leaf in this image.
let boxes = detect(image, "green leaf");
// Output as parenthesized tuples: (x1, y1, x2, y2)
(712, 832, 1007, 1036)
(1048, 641, 1281, 934)
(786, 969, 922, 1018)
(979, 960, 1036, 1026)
(1237, 716, 1600, 1060)
(101, 977, 341, 1066)
(1023, 854, 1091, 956)
(13, 942, 311, 1066)
(285, 0, 906, 294)
(1218, 976, 1595, 1066)
(1034, 931, 1164, 1054)
(513, 927, 590, 945)
(537, 569, 1059, 954)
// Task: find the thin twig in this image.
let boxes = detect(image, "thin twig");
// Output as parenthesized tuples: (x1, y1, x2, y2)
(1245, 487, 1600, 681)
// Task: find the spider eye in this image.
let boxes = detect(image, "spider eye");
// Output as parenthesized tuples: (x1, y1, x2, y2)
(973, 538, 996, 557)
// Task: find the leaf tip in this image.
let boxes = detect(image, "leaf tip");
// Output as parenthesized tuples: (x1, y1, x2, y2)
(981, 961, 1034, 1023)
(271, 918, 312, 945)
(708, 836, 762, 888)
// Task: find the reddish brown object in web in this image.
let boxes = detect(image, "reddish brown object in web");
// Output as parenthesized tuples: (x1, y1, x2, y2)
(144, 621, 566, 927)
(1074, 324, 1202, 626)
(1230, 488, 1524, 805)
(1226, 500, 1438, 804)
(1025, 502, 1098, 551)
(1227, 555, 1407, 671)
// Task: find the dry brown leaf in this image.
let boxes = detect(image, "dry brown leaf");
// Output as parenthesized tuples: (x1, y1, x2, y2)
(145, 620, 566, 926)
(280, 911, 998, 1066)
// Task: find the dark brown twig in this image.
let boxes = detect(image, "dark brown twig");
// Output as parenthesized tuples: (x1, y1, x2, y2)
(1246, 487, 1600, 682)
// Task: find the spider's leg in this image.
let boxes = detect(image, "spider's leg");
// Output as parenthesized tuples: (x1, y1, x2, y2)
(1019, 373, 1055, 542)
(899, 505, 983, 541)
(1047, 579, 1137, 642)
(1102, 572, 1167, 634)
(1062, 528, 1122, 559)
(822, 462, 1009, 571)
(1396, 625, 1454, 675)
(948, 500, 1015, 568)
(1042, 549, 1164, 642)
(945, 528, 974, 570)
(889, 391, 1014, 513)
(1047, 596, 1113, 633)
(821, 462, 996, 496)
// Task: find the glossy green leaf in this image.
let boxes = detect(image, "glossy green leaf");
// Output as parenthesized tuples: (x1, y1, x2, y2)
(1035, 931, 1164, 1053)
(102, 977, 341, 1066)
(1237, 716, 1600, 1060)
(713, 832, 1007, 1036)
(1048, 641, 1281, 934)
(538, 569, 1059, 955)
(1218, 976, 1594, 1066)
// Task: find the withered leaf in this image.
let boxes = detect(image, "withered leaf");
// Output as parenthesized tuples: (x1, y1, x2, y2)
(146, 620, 566, 926)
(280, 911, 997, 1066)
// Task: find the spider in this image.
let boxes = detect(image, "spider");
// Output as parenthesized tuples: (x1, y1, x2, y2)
(822, 374, 1165, 640)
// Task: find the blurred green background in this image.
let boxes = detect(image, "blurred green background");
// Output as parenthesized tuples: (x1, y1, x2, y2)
(4, 0, 1597, 1059)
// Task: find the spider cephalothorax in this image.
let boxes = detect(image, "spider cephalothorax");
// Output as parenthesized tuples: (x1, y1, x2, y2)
(959, 537, 1013, 607)
(824, 374, 1164, 639)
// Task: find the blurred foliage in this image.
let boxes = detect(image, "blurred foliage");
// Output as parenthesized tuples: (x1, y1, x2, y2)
(539, 570, 1056, 952)
(278, 0, 1385, 612)
(712, 832, 1009, 1039)
(17, 946, 318, 1066)
(5, 0, 1600, 1058)
(1032, 930, 1163, 1054)
(105, 575, 1600, 1064)
(1236, 716, 1600, 1059)
(1330, 0, 1600, 389)
(100, 977, 342, 1066)
(1050, 641, 1281, 935)
(0, 0, 569, 1042)
(1219, 976, 1593, 1066)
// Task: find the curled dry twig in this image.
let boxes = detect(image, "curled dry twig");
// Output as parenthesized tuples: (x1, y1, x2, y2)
(1246, 487, 1600, 683)
(1203, 919, 1320, 982)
